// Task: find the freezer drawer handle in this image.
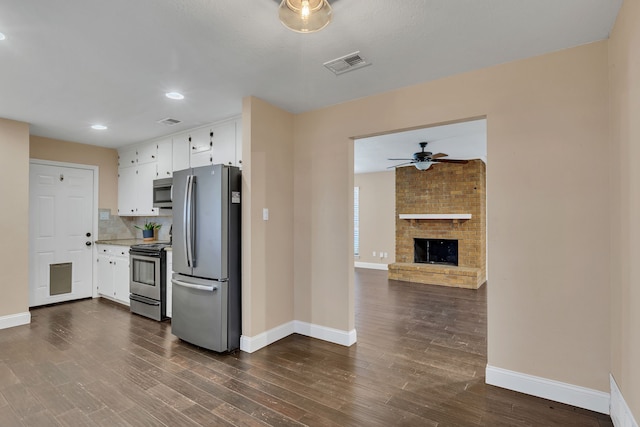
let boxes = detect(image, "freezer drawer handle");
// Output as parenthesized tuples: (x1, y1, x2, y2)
(129, 294, 160, 306)
(172, 279, 218, 292)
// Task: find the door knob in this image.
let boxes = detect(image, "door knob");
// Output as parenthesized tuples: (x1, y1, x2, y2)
(86, 232, 91, 237)
(85, 241, 92, 247)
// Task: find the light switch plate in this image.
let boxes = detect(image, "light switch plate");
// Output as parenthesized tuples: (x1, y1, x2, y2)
(263, 208, 269, 221)
(99, 211, 110, 220)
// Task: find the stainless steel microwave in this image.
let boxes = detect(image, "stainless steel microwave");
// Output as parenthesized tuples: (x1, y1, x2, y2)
(153, 177, 172, 208)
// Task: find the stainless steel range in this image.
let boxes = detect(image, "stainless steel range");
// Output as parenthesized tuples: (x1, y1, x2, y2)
(129, 243, 170, 321)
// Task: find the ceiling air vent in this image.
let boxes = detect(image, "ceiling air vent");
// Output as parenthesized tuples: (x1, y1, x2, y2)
(157, 117, 182, 126)
(323, 51, 371, 76)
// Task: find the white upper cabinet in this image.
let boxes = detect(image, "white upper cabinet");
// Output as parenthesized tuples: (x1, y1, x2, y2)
(137, 144, 157, 165)
(117, 117, 241, 216)
(235, 121, 242, 168)
(210, 121, 236, 166)
(172, 133, 190, 172)
(189, 120, 239, 168)
(117, 141, 159, 216)
(156, 138, 173, 178)
(190, 127, 214, 168)
(118, 148, 137, 168)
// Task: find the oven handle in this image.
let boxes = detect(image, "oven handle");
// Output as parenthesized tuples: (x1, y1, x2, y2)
(172, 279, 218, 292)
(184, 175, 195, 267)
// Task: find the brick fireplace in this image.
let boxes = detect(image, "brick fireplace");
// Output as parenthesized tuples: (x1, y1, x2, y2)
(388, 159, 486, 289)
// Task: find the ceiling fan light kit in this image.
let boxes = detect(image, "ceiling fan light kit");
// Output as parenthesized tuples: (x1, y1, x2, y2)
(388, 141, 470, 171)
(279, 0, 332, 33)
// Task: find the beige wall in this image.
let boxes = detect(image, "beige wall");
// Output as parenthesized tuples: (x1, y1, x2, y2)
(30, 136, 118, 212)
(242, 97, 295, 336)
(289, 41, 610, 391)
(0, 118, 30, 318)
(609, 0, 640, 418)
(354, 171, 395, 265)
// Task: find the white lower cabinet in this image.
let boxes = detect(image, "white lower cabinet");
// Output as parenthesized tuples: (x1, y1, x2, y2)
(166, 250, 173, 318)
(97, 245, 130, 305)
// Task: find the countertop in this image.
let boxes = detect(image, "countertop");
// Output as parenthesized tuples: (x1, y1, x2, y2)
(95, 239, 171, 246)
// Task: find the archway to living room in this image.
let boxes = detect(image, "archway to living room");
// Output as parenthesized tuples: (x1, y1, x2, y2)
(350, 117, 489, 397)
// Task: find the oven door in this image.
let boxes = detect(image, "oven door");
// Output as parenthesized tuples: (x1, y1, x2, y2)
(129, 252, 161, 301)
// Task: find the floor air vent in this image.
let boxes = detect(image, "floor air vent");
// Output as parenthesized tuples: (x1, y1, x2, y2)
(323, 51, 371, 75)
(157, 117, 182, 126)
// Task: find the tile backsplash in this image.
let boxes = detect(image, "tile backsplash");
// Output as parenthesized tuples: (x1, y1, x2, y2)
(98, 209, 172, 241)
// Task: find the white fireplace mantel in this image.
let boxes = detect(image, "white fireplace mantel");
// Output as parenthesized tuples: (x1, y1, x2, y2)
(399, 214, 472, 220)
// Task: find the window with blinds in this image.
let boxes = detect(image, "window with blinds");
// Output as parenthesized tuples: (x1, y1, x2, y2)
(354, 186, 360, 256)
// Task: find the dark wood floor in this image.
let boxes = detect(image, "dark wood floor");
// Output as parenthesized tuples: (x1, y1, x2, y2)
(0, 269, 612, 426)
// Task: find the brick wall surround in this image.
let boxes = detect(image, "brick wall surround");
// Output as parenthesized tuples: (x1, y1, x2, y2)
(388, 160, 487, 289)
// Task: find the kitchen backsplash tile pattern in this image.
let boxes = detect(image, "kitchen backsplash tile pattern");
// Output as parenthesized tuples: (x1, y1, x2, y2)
(98, 209, 172, 241)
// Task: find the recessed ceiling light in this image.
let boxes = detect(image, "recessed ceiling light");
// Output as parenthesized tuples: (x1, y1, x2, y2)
(0, 32, 6, 41)
(91, 124, 107, 130)
(165, 92, 184, 100)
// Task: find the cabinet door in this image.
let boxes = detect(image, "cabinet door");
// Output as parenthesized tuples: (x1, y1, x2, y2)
(113, 255, 130, 304)
(211, 121, 236, 166)
(190, 127, 213, 168)
(97, 253, 114, 298)
(135, 162, 158, 216)
(117, 166, 138, 215)
(235, 119, 242, 167)
(156, 139, 173, 178)
(118, 148, 137, 169)
(137, 143, 158, 165)
(173, 133, 190, 172)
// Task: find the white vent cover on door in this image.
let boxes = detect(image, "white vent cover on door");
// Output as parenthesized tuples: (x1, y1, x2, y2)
(323, 51, 371, 75)
(157, 117, 182, 126)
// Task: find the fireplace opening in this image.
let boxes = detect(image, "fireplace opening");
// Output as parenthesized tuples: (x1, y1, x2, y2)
(414, 238, 458, 266)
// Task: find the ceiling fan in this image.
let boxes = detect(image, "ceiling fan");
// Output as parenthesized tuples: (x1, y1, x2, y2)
(388, 142, 469, 170)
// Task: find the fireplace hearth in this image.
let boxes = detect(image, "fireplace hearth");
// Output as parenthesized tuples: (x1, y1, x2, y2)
(414, 238, 458, 266)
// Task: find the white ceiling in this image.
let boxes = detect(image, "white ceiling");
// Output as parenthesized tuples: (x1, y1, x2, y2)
(355, 119, 487, 174)
(0, 1, 622, 149)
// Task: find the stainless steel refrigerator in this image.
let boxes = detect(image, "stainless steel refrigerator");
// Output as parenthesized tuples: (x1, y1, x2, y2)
(171, 164, 241, 352)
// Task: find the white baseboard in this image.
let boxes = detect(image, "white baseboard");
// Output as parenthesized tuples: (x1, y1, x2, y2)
(354, 262, 388, 270)
(611, 374, 639, 427)
(240, 321, 357, 353)
(485, 365, 610, 415)
(0, 311, 31, 330)
(240, 321, 295, 353)
(294, 321, 357, 347)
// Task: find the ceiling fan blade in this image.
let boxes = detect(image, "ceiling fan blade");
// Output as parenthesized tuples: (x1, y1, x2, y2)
(387, 162, 413, 169)
(431, 153, 448, 159)
(432, 159, 469, 164)
(387, 158, 413, 161)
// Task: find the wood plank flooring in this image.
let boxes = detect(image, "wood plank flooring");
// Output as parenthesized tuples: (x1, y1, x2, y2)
(0, 269, 612, 426)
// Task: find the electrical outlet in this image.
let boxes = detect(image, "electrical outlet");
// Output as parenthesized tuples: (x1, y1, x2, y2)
(384, 252, 388, 258)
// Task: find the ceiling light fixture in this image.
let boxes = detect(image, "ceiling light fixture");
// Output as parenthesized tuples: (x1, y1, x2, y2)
(414, 162, 432, 171)
(165, 92, 184, 100)
(279, 0, 332, 33)
(0, 32, 6, 41)
(91, 124, 107, 130)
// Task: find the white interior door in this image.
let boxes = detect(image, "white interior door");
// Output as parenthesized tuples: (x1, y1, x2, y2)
(29, 163, 95, 307)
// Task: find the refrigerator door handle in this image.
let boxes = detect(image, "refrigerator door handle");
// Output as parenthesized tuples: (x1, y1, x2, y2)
(184, 175, 195, 267)
(172, 279, 218, 292)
